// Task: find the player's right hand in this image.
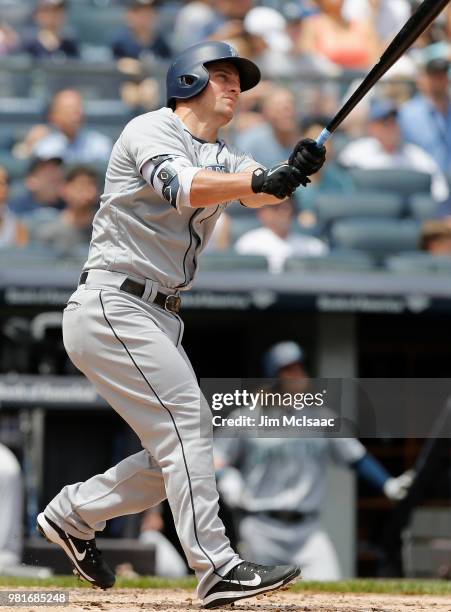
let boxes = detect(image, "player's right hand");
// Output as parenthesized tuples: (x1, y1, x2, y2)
(251, 164, 309, 200)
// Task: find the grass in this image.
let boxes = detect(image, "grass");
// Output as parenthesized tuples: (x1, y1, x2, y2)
(0, 576, 450, 596)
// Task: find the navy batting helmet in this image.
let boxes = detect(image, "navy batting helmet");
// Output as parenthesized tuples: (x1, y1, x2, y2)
(263, 342, 305, 378)
(166, 41, 261, 109)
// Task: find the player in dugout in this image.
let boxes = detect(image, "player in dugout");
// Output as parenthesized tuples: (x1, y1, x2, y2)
(215, 341, 416, 580)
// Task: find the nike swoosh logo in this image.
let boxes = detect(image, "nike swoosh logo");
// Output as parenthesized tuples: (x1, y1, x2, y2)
(66, 537, 86, 562)
(267, 165, 289, 177)
(224, 573, 262, 587)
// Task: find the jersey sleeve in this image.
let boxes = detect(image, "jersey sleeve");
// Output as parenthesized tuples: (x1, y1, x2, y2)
(329, 437, 366, 466)
(122, 112, 191, 174)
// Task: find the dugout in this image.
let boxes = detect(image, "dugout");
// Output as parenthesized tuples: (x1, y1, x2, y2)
(0, 265, 450, 578)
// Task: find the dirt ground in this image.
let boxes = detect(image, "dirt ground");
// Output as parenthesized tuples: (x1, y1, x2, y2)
(1, 588, 451, 612)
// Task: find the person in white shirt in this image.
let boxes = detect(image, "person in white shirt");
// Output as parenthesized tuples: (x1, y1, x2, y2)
(342, 0, 410, 41)
(235, 198, 328, 273)
(339, 99, 449, 203)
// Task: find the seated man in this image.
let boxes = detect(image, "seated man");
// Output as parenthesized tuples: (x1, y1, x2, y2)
(22, 0, 79, 60)
(30, 165, 98, 253)
(235, 198, 328, 273)
(9, 157, 64, 218)
(111, 0, 171, 61)
(33, 90, 112, 164)
(398, 59, 451, 174)
(339, 98, 449, 203)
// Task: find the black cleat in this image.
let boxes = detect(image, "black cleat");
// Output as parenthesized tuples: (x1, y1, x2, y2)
(202, 561, 301, 609)
(36, 513, 115, 590)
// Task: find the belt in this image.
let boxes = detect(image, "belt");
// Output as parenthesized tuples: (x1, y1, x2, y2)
(78, 271, 182, 314)
(250, 510, 318, 524)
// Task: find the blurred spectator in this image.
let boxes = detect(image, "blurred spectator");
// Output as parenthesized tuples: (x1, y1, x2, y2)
(22, 0, 79, 60)
(242, 6, 337, 79)
(300, 0, 382, 71)
(9, 157, 65, 217)
(111, 0, 171, 62)
(421, 220, 451, 255)
(0, 166, 28, 247)
(172, 1, 217, 52)
(12, 125, 52, 161)
(295, 118, 355, 227)
(30, 165, 98, 253)
(235, 87, 301, 168)
(173, 0, 253, 52)
(342, 0, 410, 41)
(0, 21, 19, 55)
(339, 99, 449, 202)
(398, 59, 451, 174)
(0, 444, 22, 570)
(235, 198, 328, 273)
(138, 506, 188, 577)
(33, 90, 112, 164)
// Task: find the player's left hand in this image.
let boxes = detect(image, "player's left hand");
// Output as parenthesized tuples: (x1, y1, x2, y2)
(289, 138, 326, 176)
(383, 469, 416, 501)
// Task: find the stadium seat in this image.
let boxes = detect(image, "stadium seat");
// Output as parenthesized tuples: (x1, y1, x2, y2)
(40, 60, 126, 100)
(0, 56, 33, 97)
(285, 250, 376, 273)
(385, 252, 451, 274)
(349, 168, 431, 199)
(316, 192, 403, 225)
(330, 218, 421, 260)
(0, 97, 45, 126)
(68, 5, 126, 46)
(408, 195, 439, 221)
(200, 252, 268, 271)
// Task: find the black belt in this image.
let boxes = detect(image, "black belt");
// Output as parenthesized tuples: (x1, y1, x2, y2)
(250, 510, 318, 524)
(78, 271, 182, 314)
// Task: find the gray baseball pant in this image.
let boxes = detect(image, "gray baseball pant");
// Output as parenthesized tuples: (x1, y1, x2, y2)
(44, 269, 241, 598)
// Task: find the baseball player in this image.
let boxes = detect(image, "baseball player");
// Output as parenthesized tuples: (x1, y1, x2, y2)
(36, 41, 326, 608)
(215, 342, 415, 580)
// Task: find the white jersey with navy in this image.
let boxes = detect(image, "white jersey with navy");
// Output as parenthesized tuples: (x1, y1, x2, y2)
(85, 107, 257, 290)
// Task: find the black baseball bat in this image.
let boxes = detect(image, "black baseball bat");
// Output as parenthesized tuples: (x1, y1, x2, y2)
(316, 0, 450, 146)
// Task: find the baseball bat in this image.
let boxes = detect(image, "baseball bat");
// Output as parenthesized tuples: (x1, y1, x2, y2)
(316, 0, 450, 146)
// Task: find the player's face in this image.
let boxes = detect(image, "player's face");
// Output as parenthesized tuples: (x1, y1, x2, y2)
(204, 62, 241, 124)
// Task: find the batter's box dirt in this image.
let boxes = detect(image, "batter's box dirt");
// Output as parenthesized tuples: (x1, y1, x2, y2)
(1, 589, 451, 612)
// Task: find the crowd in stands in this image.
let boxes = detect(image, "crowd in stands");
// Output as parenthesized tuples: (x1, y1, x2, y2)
(1, 0, 451, 272)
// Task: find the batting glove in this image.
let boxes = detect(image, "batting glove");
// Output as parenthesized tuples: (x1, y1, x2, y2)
(289, 138, 326, 176)
(251, 163, 308, 200)
(383, 469, 416, 501)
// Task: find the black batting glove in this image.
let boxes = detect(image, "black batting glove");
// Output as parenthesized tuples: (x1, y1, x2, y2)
(251, 164, 309, 200)
(289, 138, 326, 176)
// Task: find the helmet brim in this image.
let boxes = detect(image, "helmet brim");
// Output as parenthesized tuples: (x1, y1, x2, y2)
(205, 56, 261, 92)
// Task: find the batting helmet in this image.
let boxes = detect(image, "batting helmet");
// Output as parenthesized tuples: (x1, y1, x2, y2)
(263, 342, 305, 378)
(166, 41, 261, 109)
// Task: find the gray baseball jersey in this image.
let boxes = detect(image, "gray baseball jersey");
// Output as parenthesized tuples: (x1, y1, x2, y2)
(85, 107, 257, 289)
(214, 411, 365, 513)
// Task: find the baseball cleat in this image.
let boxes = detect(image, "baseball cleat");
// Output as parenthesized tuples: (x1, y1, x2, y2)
(36, 513, 115, 590)
(202, 561, 301, 609)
